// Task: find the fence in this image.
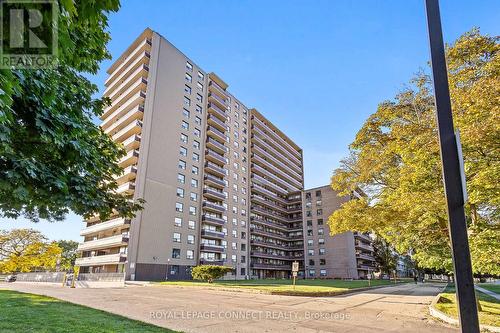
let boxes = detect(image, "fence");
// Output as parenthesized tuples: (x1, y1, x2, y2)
(15, 272, 66, 284)
(77, 272, 125, 282)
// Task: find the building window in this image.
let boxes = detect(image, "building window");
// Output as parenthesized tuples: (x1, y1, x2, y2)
(184, 85, 191, 95)
(308, 249, 314, 256)
(181, 120, 189, 130)
(241, 231, 246, 239)
(195, 116, 202, 125)
(186, 62, 193, 72)
(306, 211, 312, 217)
(177, 173, 185, 184)
(185, 73, 192, 83)
(317, 209, 323, 215)
(315, 190, 322, 197)
(196, 93, 203, 103)
(307, 220, 313, 227)
(241, 255, 246, 263)
(318, 228, 324, 235)
(231, 254, 237, 263)
(173, 232, 181, 243)
(191, 179, 198, 188)
(240, 267, 245, 275)
(172, 248, 181, 259)
(319, 248, 326, 255)
(307, 230, 313, 236)
(190, 192, 198, 202)
(318, 238, 325, 245)
(197, 71, 204, 80)
(232, 230, 237, 238)
(188, 220, 195, 229)
(183, 96, 191, 107)
(175, 202, 183, 212)
(174, 217, 182, 227)
(194, 128, 201, 138)
(180, 133, 188, 143)
(189, 206, 196, 215)
(320, 269, 327, 277)
(307, 239, 313, 246)
(309, 259, 315, 266)
(178, 160, 186, 170)
(176, 188, 184, 198)
(308, 269, 315, 277)
(192, 166, 199, 175)
(187, 235, 195, 244)
(186, 250, 194, 260)
(317, 218, 323, 225)
(197, 82, 203, 91)
(196, 104, 202, 113)
(320, 259, 326, 265)
(182, 108, 190, 118)
(192, 152, 199, 162)
(179, 146, 187, 156)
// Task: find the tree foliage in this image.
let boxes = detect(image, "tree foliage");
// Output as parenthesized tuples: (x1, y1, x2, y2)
(372, 237, 398, 276)
(56, 240, 79, 270)
(191, 265, 234, 283)
(0, 0, 143, 222)
(328, 29, 499, 275)
(0, 229, 62, 273)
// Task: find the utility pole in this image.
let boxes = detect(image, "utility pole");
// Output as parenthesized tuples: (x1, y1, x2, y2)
(424, 1, 479, 332)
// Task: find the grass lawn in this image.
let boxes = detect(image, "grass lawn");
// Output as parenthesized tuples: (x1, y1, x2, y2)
(478, 283, 500, 295)
(0, 289, 178, 333)
(158, 278, 406, 296)
(434, 285, 500, 327)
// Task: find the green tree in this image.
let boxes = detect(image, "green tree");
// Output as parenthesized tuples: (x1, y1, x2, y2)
(0, 229, 62, 273)
(328, 29, 499, 275)
(56, 240, 79, 270)
(0, 0, 142, 222)
(191, 265, 234, 283)
(372, 237, 397, 276)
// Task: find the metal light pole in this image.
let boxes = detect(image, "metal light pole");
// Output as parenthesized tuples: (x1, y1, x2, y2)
(424, 1, 479, 332)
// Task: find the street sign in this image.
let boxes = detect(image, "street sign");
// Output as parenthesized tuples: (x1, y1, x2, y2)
(292, 261, 299, 272)
(292, 271, 297, 277)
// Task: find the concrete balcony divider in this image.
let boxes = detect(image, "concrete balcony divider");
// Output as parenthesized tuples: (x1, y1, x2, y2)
(80, 218, 131, 236)
(77, 234, 129, 252)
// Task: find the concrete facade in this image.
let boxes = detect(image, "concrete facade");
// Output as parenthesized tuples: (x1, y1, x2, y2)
(302, 185, 375, 279)
(76, 28, 304, 280)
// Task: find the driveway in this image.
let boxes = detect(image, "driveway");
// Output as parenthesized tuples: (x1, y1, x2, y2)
(2, 282, 457, 333)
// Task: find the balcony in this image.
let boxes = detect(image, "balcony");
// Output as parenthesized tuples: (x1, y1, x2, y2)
(251, 174, 288, 195)
(104, 76, 147, 120)
(207, 103, 227, 121)
(204, 174, 226, 189)
(206, 137, 228, 155)
(251, 141, 303, 181)
(199, 258, 225, 266)
(207, 114, 228, 132)
(251, 195, 288, 215)
(250, 239, 288, 251)
(106, 63, 148, 102)
(118, 150, 139, 168)
(203, 187, 226, 201)
(252, 153, 302, 189)
(112, 120, 142, 143)
(80, 218, 131, 236)
(251, 217, 293, 232)
(250, 228, 288, 241)
(251, 205, 289, 223)
(122, 134, 141, 151)
(201, 215, 225, 226)
(208, 81, 227, 99)
(251, 163, 298, 193)
(106, 37, 151, 86)
(357, 264, 375, 271)
(354, 232, 372, 242)
(252, 116, 302, 161)
(104, 53, 150, 97)
(206, 126, 227, 143)
(205, 149, 227, 165)
(355, 242, 374, 252)
(208, 92, 227, 110)
(200, 244, 225, 253)
(250, 251, 293, 260)
(104, 105, 144, 136)
(250, 263, 292, 270)
(115, 165, 137, 185)
(202, 200, 226, 213)
(102, 89, 146, 121)
(77, 234, 128, 252)
(204, 162, 227, 178)
(201, 229, 226, 239)
(75, 253, 127, 267)
(117, 182, 135, 195)
(356, 253, 375, 261)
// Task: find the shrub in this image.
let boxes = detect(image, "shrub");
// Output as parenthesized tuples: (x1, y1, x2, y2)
(191, 265, 233, 283)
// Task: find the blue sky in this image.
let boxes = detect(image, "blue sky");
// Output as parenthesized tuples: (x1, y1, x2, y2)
(1, 0, 498, 241)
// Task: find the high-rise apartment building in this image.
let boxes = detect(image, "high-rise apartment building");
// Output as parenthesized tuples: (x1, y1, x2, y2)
(76, 28, 305, 280)
(302, 185, 375, 279)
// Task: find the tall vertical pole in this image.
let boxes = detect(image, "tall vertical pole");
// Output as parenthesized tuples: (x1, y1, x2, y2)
(424, 1, 479, 332)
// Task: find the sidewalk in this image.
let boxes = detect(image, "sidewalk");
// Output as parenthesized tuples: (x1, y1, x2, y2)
(475, 285, 500, 301)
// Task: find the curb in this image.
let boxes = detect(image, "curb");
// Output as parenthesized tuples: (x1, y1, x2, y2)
(428, 286, 500, 333)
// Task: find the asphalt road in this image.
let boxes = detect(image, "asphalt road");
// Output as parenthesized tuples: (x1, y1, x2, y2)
(2, 282, 458, 333)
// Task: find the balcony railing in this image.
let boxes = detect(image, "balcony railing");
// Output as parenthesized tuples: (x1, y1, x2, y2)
(206, 149, 228, 165)
(105, 64, 149, 101)
(200, 244, 225, 253)
(356, 253, 376, 261)
(207, 114, 228, 132)
(201, 229, 226, 239)
(204, 174, 226, 189)
(204, 162, 227, 178)
(250, 251, 293, 260)
(355, 242, 374, 252)
(208, 81, 227, 99)
(203, 188, 226, 201)
(251, 174, 288, 195)
(202, 200, 226, 213)
(251, 217, 299, 232)
(80, 218, 130, 236)
(104, 53, 150, 96)
(206, 137, 228, 155)
(202, 215, 225, 226)
(251, 140, 303, 181)
(118, 149, 139, 168)
(106, 38, 151, 86)
(77, 234, 128, 252)
(251, 163, 298, 193)
(250, 228, 288, 241)
(208, 103, 227, 120)
(252, 116, 302, 161)
(117, 182, 135, 195)
(251, 205, 289, 223)
(102, 89, 146, 121)
(199, 258, 225, 266)
(75, 253, 127, 266)
(115, 165, 137, 185)
(252, 153, 302, 189)
(208, 92, 228, 109)
(207, 125, 227, 143)
(112, 119, 142, 143)
(251, 195, 288, 214)
(104, 105, 144, 136)
(250, 263, 292, 270)
(122, 134, 141, 151)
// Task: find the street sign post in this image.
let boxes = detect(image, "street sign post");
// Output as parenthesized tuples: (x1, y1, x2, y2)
(424, 1, 480, 332)
(292, 261, 299, 290)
